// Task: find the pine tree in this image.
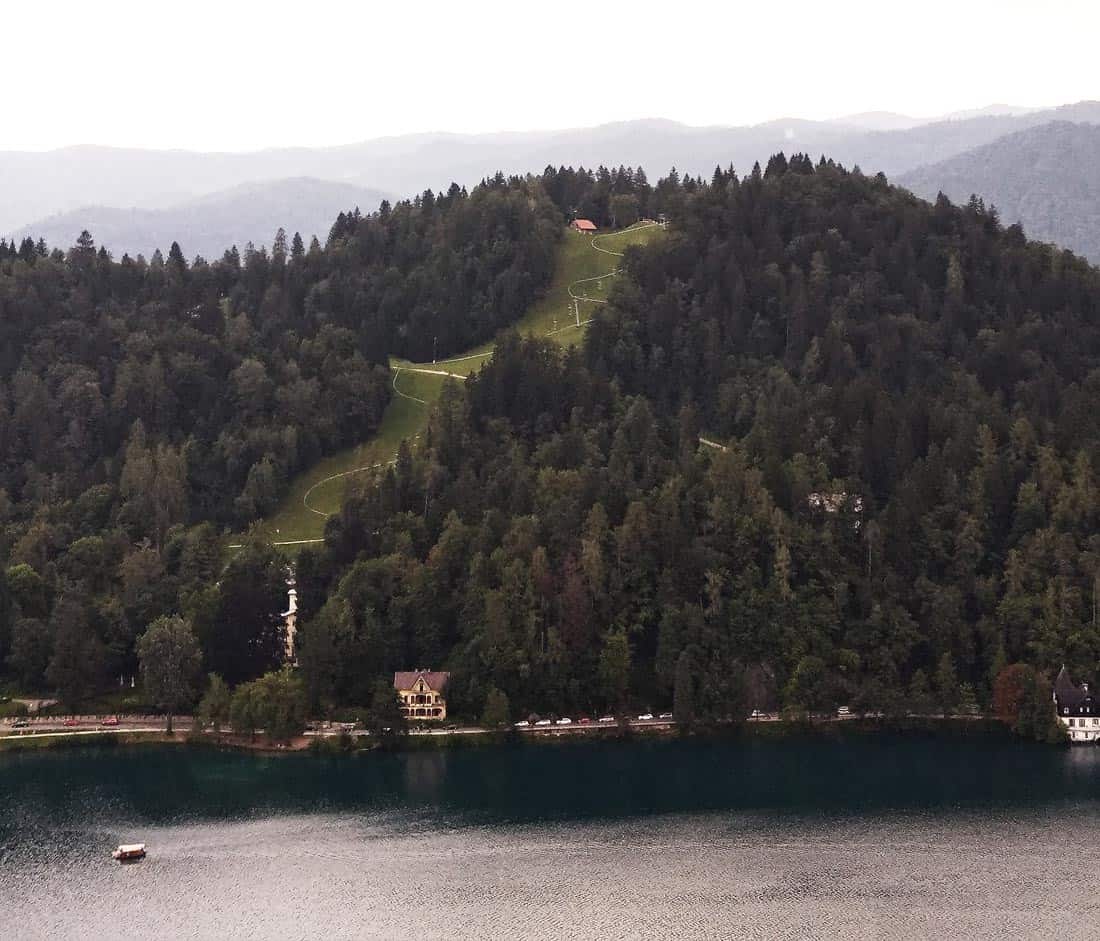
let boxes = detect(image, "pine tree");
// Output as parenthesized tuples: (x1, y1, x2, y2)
(935, 653, 960, 715)
(168, 241, 187, 272)
(673, 650, 695, 727)
(908, 669, 934, 715)
(45, 595, 104, 709)
(598, 631, 631, 711)
(197, 674, 231, 733)
(272, 228, 288, 268)
(481, 686, 511, 728)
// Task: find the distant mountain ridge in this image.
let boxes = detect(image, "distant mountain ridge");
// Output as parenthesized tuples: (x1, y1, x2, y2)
(3, 101, 1098, 240)
(8, 177, 392, 260)
(899, 121, 1100, 262)
(828, 103, 1034, 132)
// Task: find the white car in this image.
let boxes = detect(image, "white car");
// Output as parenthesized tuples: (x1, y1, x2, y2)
(750, 710, 765, 718)
(598, 716, 615, 723)
(658, 713, 673, 720)
(535, 718, 552, 727)
(637, 713, 654, 721)
(555, 717, 573, 726)
(513, 720, 530, 728)
(836, 706, 851, 717)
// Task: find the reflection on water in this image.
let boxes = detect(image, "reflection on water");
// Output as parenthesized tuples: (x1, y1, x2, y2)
(3, 738, 1100, 939)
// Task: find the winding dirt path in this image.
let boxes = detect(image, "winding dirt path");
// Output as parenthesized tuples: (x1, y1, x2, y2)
(561, 220, 659, 328)
(391, 367, 428, 404)
(302, 460, 396, 517)
(591, 223, 657, 256)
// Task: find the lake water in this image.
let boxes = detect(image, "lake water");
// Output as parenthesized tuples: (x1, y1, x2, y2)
(2, 736, 1100, 939)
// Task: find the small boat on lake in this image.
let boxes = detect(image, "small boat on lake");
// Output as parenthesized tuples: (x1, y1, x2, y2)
(112, 843, 146, 862)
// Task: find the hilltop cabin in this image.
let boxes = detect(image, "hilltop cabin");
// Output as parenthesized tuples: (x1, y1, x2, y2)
(1054, 666, 1100, 742)
(394, 670, 450, 721)
(571, 218, 598, 233)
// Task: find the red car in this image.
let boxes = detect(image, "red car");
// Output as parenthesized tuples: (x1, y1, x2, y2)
(101, 716, 119, 727)
(63, 718, 79, 727)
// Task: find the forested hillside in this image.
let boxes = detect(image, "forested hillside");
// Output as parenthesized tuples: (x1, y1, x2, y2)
(899, 121, 1100, 262)
(4, 154, 1100, 733)
(0, 177, 561, 699)
(295, 155, 1100, 729)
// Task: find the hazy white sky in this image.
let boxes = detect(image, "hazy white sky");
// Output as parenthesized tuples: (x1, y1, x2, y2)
(4, 0, 1097, 151)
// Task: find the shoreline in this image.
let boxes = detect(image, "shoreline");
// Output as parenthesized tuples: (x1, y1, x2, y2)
(0, 716, 1019, 755)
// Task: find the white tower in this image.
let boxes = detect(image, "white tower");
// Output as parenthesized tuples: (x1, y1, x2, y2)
(282, 584, 299, 664)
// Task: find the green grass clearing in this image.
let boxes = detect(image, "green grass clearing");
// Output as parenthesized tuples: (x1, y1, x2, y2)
(251, 370, 443, 544)
(250, 223, 663, 545)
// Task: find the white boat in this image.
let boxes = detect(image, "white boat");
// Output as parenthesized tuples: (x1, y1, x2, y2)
(112, 843, 146, 862)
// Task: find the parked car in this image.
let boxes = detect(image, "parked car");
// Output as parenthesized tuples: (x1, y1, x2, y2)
(101, 716, 119, 727)
(578, 717, 591, 725)
(555, 717, 573, 726)
(12, 718, 29, 728)
(836, 706, 851, 717)
(513, 720, 530, 728)
(598, 716, 615, 723)
(637, 713, 654, 721)
(658, 713, 673, 720)
(63, 718, 79, 727)
(750, 709, 765, 719)
(535, 719, 552, 727)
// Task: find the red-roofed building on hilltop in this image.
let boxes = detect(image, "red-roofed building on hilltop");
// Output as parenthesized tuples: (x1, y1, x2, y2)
(394, 670, 451, 721)
(571, 219, 597, 233)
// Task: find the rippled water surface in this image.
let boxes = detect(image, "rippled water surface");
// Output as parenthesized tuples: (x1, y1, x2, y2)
(3, 738, 1100, 939)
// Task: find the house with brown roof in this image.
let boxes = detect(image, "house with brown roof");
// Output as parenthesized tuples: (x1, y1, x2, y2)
(570, 218, 597, 233)
(394, 669, 451, 721)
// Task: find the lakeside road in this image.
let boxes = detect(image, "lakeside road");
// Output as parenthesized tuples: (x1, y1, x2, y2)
(1, 711, 988, 744)
(0, 717, 213, 742)
(1, 715, 680, 741)
(305, 717, 681, 740)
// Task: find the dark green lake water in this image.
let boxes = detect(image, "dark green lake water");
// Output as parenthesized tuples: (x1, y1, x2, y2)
(2, 737, 1099, 938)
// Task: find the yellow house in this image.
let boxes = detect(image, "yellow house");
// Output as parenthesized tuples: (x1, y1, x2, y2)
(394, 670, 450, 721)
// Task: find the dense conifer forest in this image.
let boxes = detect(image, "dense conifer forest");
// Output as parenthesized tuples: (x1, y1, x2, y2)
(1, 155, 1097, 739)
(0, 177, 562, 698)
(298, 156, 1100, 733)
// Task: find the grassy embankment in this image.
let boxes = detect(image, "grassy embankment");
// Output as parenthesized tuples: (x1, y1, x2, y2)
(253, 223, 663, 546)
